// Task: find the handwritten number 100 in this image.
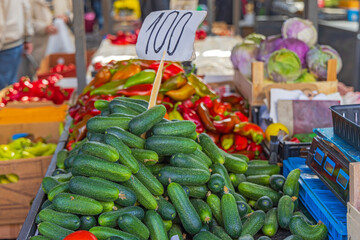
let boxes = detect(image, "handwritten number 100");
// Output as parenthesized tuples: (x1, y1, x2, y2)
(145, 11, 193, 56)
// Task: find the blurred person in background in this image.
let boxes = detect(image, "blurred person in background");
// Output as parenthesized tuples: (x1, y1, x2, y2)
(140, 0, 169, 21)
(0, 0, 34, 89)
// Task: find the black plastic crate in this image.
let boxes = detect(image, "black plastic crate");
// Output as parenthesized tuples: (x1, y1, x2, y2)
(279, 141, 312, 161)
(330, 104, 360, 151)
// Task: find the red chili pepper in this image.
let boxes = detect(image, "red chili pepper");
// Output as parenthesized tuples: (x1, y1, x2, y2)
(182, 99, 194, 109)
(234, 134, 248, 151)
(66, 139, 75, 151)
(221, 134, 234, 150)
(177, 104, 204, 133)
(161, 96, 174, 112)
(290, 137, 300, 143)
(221, 93, 244, 105)
(197, 102, 216, 132)
(236, 150, 255, 160)
(193, 96, 213, 110)
(68, 104, 80, 118)
(234, 111, 249, 122)
(212, 99, 232, 116)
(234, 122, 265, 144)
(116, 83, 153, 96)
(148, 62, 184, 81)
(247, 142, 263, 156)
(213, 115, 241, 134)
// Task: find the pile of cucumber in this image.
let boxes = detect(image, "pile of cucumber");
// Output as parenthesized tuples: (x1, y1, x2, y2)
(32, 97, 328, 240)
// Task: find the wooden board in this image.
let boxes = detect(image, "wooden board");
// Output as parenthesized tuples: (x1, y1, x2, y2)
(0, 156, 51, 225)
(233, 59, 339, 106)
(0, 223, 22, 239)
(347, 202, 360, 240)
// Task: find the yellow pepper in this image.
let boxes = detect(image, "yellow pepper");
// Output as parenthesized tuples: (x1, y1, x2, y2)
(165, 83, 196, 101)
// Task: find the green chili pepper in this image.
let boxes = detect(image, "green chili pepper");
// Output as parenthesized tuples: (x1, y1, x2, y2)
(90, 80, 124, 96)
(159, 73, 187, 92)
(123, 69, 156, 88)
(187, 73, 216, 97)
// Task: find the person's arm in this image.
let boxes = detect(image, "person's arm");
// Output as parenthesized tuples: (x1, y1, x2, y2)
(23, 0, 34, 54)
(30, 0, 56, 35)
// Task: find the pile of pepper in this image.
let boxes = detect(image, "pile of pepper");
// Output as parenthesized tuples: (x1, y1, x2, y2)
(0, 74, 72, 107)
(67, 59, 264, 158)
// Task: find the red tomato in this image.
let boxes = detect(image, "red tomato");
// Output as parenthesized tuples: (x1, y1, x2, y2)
(64, 231, 98, 240)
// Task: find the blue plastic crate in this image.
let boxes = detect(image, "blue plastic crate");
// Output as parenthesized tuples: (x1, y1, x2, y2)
(283, 157, 347, 240)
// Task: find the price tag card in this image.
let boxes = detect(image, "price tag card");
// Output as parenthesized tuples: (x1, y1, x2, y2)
(136, 10, 207, 61)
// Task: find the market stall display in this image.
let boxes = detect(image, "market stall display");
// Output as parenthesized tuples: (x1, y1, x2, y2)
(28, 97, 327, 240)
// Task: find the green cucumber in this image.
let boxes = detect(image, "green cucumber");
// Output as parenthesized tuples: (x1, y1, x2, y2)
(283, 169, 301, 197)
(69, 176, 120, 202)
(134, 160, 164, 195)
(158, 166, 210, 186)
(211, 226, 232, 240)
(144, 210, 168, 240)
(30, 236, 51, 240)
(246, 175, 270, 186)
(118, 214, 150, 240)
(48, 182, 69, 201)
(170, 153, 209, 171)
(38, 208, 80, 230)
(52, 193, 103, 215)
(64, 155, 76, 169)
(168, 224, 184, 240)
(131, 148, 158, 166)
(193, 231, 221, 240)
(167, 182, 202, 235)
(206, 193, 223, 226)
(87, 116, 131, 133)
(258, 236, 271, 240)
(56, 149, 68, 169)
(94, 99, 110, 111)
(156, 196, 177, 220)
(145, 135, 198, 156)
(90, 177, 136, 207)
(223, 154, 248, 174)
(98, 206, 144, 227)
(238, 234, 254, 240)
(147, 164, 165, 175)
(191, 148, 212, 167)
(89, 133, 105, 142)
(100, 109, 110, 116)
(110, 104, 140, 115)
(293, 211, 315, 225)
(198, 133, 224, 164)
(210, 163, 235, 192)
(163, 219, 172, 231)
(109, 113, 136, 118)
(190, 199, 212, 224)
(112, 97, 149, 107)
(38, 222, 74, 240)
(41, 177, 59, 194)
(99, 201, 116, 212)
(269, 174, 286, 191)
(106, 126, 145, 149)
(262, 208, 278, 237)
(255, 196, 273, 212)
(186, 185, 208, 199)
(52, 172, 72, 182)
(41, 200, 53, 210)
(129, 105, 166, 135)
(245, 164, 280, 176)
(248, 160, 270, 165)
(236, 201, 249, 217)
(152, 120, 196, 137)
(52, 169, 66, 176)
(278, 195, 295, 229)
(221, 192, 242, 238)
(79, 216, 96, 230)
(116, 100, 147, 113)
(89, 226, 139, 240)
(122, 175, 157, 210)
(284, 235, 304, 240)
(241, 210, 266, 236)
(289, 216, 328, 240)
(248, 200, 256, 208)
(182, 185, 190, 196)
(208, 174, 225, 193)
(229, 173, 246, 188)
(71, 154, 132, 182)
(104, 133, 139, 173)
(238, 182, 282, 204)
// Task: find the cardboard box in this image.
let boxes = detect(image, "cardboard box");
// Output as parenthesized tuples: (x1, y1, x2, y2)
(233, 59, 338, 106)
(37, 51, 95, 78)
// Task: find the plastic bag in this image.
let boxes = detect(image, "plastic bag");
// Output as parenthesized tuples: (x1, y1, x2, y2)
(45, 18, 75, 55)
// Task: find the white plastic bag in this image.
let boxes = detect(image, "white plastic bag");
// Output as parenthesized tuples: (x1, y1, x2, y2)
(45, 18, 75, 55)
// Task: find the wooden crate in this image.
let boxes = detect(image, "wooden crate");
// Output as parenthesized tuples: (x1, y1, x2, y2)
(233, 59, 338, 106)
(348, 162, 360, 240)
(0, 223, 22, 239)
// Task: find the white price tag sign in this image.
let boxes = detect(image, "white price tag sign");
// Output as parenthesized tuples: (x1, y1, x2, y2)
(136, 10, 207, 61)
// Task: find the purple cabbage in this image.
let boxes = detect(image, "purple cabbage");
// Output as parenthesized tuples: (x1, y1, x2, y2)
(231, 41, 259, 78)
(257, 35, 282, 62)
(282, 18, 318, 47)
(306, 45, 342, 80)
(275, 38, 309, 67)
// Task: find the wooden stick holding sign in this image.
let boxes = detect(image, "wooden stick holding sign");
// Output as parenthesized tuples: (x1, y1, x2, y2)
(148, 51, 166, 109)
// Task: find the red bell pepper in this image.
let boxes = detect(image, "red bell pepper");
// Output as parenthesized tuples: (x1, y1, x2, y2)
(234, 122, 265, 144)
(193, 96, 213, 110)
(64, 230, 98, 240)
(290, 137, 300, 143)
(182, 99, 194, 109)
(234, 111, 249, 122)
(221, 134, 234, 150)
(212, 99, 232, 116)
(177, 103, 204, 133)
(116, 83, 153, 96)
(247, 142, 262, 156)
(148, 62, 184, 81)
(234, 134, 248, 151)
(213, 115, 241, 134)
(236, 150, 255, 160)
